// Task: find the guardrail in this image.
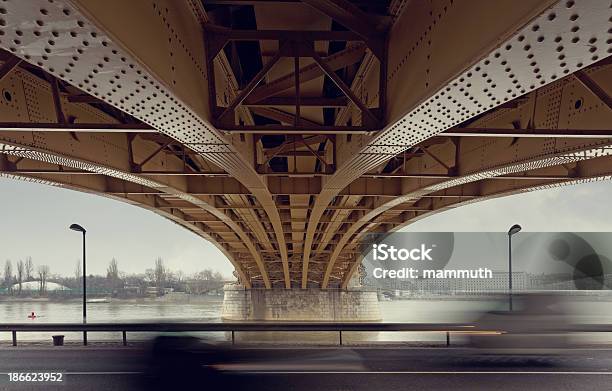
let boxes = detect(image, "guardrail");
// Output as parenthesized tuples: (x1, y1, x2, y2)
(2, 322, 610, 347)
(0, 322, 479, 347)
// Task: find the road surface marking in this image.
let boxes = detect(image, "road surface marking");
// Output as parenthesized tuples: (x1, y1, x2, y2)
(4, 370, 612, 376)
(0, 371, 142, 375)
(245, 371, 612, 375)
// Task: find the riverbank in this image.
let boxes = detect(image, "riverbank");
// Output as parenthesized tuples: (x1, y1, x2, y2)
(0, 292, 223, 304)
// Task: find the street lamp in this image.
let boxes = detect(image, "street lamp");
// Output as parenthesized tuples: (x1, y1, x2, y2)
(69, 223, 87, 345)
(507, 224, 522, 311)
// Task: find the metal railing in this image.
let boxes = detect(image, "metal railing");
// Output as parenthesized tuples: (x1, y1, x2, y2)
(2, 322, 610, 347)
(0, 322, 479, 347)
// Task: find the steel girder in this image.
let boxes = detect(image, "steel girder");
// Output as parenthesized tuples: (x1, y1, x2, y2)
(324, 61, 612, 287)
(304, 0, 612, 287)
(0, 64, 271, 287)
(0, 168, 258, 284)
(339, 153, 612, 288)
(0, 138, 271, 286)
(0, 0, 291, 287)
(0, 0, 610, 289)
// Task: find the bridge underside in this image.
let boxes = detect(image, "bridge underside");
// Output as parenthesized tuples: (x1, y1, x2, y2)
(0, 0, 610, 290)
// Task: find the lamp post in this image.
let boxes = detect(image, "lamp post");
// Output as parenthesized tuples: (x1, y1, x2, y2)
(507, 224, 522, 311)
(69, 223, 87, 345)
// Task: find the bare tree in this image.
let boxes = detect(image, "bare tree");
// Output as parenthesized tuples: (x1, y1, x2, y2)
(107, 258, 119, 280)
(16, 260, 24, 295)
(37, 265, 50, 294)
(4, 260, 13, 293)
(106, 258, 122, 292)
(190, 268, 225, 294)
(154, 257, 166, 295)
(166, 271, 176, 285)
(176, 270, 185, 284)
(74, 260, 81, 284)
(198, 269, 214, 281)
(24, 257, 33, 282)
(144, 268, 155, 284)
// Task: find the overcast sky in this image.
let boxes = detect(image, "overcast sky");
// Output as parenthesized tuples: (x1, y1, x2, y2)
(1, 177, 611, 278)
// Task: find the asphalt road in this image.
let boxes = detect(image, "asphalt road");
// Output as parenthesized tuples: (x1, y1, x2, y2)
(2, 344, 612, 390)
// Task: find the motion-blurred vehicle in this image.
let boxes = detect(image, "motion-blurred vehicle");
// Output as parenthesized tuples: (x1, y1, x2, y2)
(143, 333, 366, 389)
(468, 293, 571, 354)
(144, 335, 231, 389)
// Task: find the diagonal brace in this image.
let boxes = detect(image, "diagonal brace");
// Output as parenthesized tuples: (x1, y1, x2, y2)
(218, 46, 285, 122)
(310, 51, 380, 127)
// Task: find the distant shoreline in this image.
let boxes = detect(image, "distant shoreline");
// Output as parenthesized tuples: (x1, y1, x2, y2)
(0, 293, 223, 304)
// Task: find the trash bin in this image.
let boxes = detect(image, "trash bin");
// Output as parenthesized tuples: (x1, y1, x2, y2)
(52, 335, 64, 346)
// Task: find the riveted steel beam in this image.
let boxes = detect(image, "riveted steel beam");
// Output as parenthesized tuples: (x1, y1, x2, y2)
(306, 0, 612, 288)
(340, 154, 612, 287)
(0, 0, 292, 288)
(441, 128, 612, 138)
(0, 122, 156, 133)
(0, 56, 22, 83)
(328, 61, 612, 287)
(2, 0, 611, 291)
(0, 158, 254, 288)
(0, 60, 271, 287)
(0, 138, 269, 287)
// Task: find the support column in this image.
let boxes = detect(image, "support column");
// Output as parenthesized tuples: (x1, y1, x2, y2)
(222, 284, 381, 321)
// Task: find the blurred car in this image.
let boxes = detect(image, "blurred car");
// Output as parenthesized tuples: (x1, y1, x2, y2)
(468, 293, 571, 354)
(143, 333, 366, 390)
(144, 335, 234, 389)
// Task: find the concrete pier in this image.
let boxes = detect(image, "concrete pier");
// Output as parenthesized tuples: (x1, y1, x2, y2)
(222, 284, 381, 321)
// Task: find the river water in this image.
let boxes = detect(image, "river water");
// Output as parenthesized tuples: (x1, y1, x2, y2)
(1, 297, 610, 344)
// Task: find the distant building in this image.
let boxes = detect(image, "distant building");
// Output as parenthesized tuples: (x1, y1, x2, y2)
(369, 271, 530, 296)
(403, 272, 527, 295)
(145, 286, 159, 297)
(372, 270, 612, 296)
(143, 286, 173, 296)
(528, 273, 574, 290)
(123, 285, 142, 295)
(184, 279, 226, 294)
(12, 281, 71, 292)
